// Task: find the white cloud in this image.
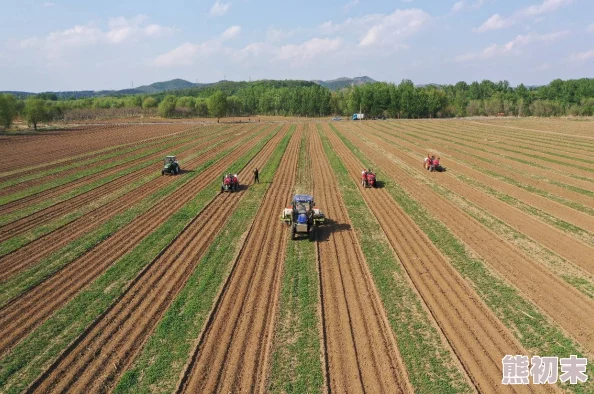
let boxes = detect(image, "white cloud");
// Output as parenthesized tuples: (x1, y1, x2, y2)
(221, 25, 241, 40)
(588, 23, 594, 33)
(43, 1, 55, 6)
(20, 15, 175, 53)
(209, 0, 231, 17)
(277, 37, 343, 63)
(344, 0, 359, 12)
(319, 8, 430, 49)
(452, 1, 464, 13)
(456, 30, 570, 61)
(155, 26, 241, 67)
(567, 50, 594, 63)
(476, 0, 573, 32)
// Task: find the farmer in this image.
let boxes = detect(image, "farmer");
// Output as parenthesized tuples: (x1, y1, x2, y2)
(254, 167, 259, 184)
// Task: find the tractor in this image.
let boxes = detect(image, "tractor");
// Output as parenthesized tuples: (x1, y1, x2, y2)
(280, 194, 325, 240)
(162, 156, 180, 175)
(221, 173, 239, 192)
(361, 170, 377, 188)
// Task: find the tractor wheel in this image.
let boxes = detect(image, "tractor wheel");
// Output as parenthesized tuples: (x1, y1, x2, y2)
(161, 170, 164, 176)
(309, 227, 315, 241)
(291, 226, 296, 240)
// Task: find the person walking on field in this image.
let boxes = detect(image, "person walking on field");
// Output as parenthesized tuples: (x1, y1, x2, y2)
(254, 167, 259, 184)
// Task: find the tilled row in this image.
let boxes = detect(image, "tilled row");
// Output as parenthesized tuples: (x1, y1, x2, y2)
(353, 124, 594, 278)
(311, 127, 412, 393)
(0, 123, 191, 172)
(0, 125, 251, 282)
(0, 125, 271, 357)
(0, 124, 216, 196)
(341, 123, 594, 356)
(26, 125, 289, 394)
(366, 123, 594, 236)
(388, 122, 594, 195)
(0, 125, 232, 216)
(0, 124, 238, 243)
(177, 126, 302, 394)
(324, 125, 552, 394)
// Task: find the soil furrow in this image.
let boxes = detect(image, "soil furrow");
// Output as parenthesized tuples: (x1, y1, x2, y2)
(0, 123, 194, 172)
(311, 128, 413, 394)
(340, 124, 594, 355)
(354, 125, 594, 275)
(26, 125, 287, 394)
(0, 125, 238, 216)
(366, 123, 594, 233)
(0, 124, 215, 196)
(325, 124, 553, 394)
(0, 127, 269, 356)
(178, 127, 301, 394)
(0, 126, 246, 281)
(0, 125, 235, 243)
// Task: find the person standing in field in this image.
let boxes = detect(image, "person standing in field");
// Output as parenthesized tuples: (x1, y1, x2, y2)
(254, 168, 259, 184)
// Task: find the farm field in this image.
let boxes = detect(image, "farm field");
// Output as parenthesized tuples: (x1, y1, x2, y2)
(0, 118, 593, 393)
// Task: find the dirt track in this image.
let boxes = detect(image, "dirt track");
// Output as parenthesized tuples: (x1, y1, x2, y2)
(324, 124, 555, 394)
(0, 126, 270, 356)
(26, 125, 287, 394)
(310, 127, 412, 393)
(177, 126, 301, 394)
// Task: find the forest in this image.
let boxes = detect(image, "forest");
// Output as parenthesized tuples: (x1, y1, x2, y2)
(1, 78, 593, 128)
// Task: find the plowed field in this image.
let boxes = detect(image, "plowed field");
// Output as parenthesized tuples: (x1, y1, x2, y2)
(0, 118, 592, 393)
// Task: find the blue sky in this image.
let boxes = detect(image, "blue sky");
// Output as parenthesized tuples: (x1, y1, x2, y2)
(0, 0, 592, 92)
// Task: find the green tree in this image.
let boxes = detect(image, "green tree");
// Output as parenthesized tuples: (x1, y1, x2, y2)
(142, 97, 158, 109)
(0, 94, 18, 129)
(158, 95, 177, 118)
(208, 91, 228, 121)
(24, 98, 50, 130)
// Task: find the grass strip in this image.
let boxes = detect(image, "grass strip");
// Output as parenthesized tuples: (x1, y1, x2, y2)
(268, 130, 324, 394)
(113, 126, 294, 394)
(0, 125, 211, 190)
(0, 129, 233, 228)
(0, 127, 266, 307)
(321, 124, 472, 393)
(0, 126, 279, 394)
(0, 127, 234, 256)
(371, 123, 594, 216)
(333, 124, 591, 394)
(0, 131, 209, 207)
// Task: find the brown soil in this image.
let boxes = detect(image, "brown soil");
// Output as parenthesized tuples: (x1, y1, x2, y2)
(26, 125, 287, 394)
(177, 126, 302, 393)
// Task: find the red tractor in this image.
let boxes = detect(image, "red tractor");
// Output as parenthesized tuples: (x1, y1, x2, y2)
(361, 170, 377, 188)
(221, 173, 239, 192)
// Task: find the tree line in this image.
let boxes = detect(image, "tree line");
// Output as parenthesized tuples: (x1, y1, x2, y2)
(1, 78, 593, 130)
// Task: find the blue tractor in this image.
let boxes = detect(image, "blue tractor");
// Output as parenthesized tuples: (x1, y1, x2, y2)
(280, 194, 325, 240)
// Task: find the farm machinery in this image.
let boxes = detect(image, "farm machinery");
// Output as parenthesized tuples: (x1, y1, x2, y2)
(221, 173, 239, 192)
(361, 169, 377, 188)
(162, 156, 180, 175)
(424, 156, 445, 172)
(280, 194, 325, 240)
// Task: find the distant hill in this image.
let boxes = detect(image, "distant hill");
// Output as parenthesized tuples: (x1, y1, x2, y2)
(313, 76, 376, 91)
(1, 76, 377, 98)
(134, 78, 203, 94)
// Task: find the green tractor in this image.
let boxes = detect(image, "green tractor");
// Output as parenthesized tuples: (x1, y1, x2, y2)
(162, 156, 180, 175)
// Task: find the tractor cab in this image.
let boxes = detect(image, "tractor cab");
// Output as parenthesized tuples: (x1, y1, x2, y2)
(162, 155, 180, 175)
(281, 194, 325, 240)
